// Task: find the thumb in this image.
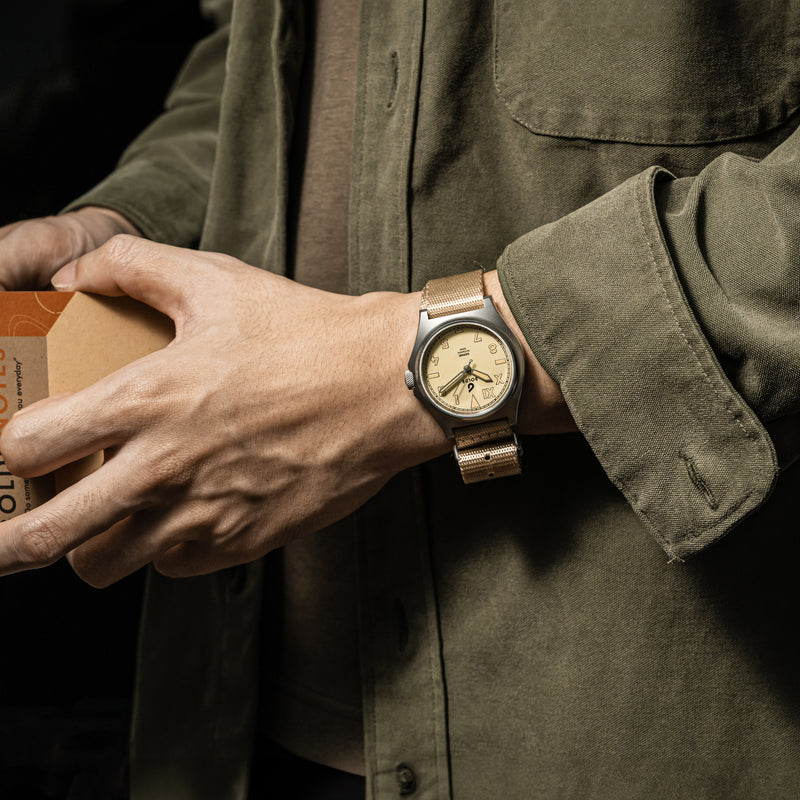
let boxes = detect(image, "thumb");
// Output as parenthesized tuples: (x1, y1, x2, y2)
(51, 235, 201, 319)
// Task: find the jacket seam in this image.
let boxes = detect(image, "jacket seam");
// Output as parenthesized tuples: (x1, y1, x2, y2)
(634, 168, 754, 442)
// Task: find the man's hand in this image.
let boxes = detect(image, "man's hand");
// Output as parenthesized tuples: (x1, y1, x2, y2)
(0, 236, 450, 586)
(0, 207, 140, 289)
(0, 236, 573, 587)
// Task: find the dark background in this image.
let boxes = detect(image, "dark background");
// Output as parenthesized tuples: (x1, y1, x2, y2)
(0, 2, 209, 796)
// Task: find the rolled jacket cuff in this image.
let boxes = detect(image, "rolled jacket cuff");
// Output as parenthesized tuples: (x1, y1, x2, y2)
(62, 155, 210, 247)
(497, 166, 778, 558)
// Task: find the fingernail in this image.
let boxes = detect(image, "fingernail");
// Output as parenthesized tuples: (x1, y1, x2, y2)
(51, 261, 76, 289)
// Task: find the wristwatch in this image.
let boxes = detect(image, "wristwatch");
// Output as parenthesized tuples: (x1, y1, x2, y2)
(405, 269, 525, 483)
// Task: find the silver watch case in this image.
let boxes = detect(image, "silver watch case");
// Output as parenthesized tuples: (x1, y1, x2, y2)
(405, 297, 526, 439)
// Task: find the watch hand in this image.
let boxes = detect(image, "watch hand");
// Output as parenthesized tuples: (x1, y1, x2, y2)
(438, 369, 467, 397)
(471, 368, 493, 382)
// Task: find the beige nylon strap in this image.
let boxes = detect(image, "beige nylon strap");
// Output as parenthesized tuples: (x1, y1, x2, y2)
(419, 270, 522, 483)
(420, 269, 484, 318)
(453, 420, 522, 483)
(452, 419, 515, 448)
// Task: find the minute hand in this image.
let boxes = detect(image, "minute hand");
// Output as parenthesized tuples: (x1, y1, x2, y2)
(438, 369, 467, 396)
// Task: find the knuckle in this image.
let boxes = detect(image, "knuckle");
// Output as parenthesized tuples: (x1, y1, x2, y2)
(16, 514, 67, 566)
(101, 233, 141, 268)
(152, 557, 184, 579)
(68, 549, 114, 589)
(0, 418, 36, 476)
(103, 379, 150, 430)
(143, 449, 192, 493)
(152, 544, 202, 579)
(0, 422, 23, 469)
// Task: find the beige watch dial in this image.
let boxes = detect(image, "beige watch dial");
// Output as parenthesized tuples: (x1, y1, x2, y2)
(420, 323, 514, 417)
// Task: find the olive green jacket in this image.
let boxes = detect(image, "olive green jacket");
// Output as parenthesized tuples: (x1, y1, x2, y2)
(70, 1, 800, 797)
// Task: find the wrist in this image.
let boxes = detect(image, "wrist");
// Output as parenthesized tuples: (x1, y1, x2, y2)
(361, 289, 451, 471)
(69, 206, 143, 249)
(342, 266, 576, 486)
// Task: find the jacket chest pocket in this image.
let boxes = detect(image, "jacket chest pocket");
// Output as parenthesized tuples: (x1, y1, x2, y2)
(494, 0, 800, 144)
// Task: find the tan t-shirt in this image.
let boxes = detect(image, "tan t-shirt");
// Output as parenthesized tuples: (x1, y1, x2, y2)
(291, 0, 357, 295)
(265, 0, 364, 776)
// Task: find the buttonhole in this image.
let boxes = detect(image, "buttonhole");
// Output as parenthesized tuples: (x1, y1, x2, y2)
(680, 454, 719, 511)
(387, 51, 399, 109)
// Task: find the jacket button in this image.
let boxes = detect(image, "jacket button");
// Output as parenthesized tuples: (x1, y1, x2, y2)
(395, 763, 416, 795)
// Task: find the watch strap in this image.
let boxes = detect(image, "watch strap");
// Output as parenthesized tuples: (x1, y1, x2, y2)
(419, 269, 523, 483)
(453, 420, 522, 483)
(421, 269, 484, 318)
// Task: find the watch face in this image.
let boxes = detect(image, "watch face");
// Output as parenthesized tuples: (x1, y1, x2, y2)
(419, 322, 515, 417)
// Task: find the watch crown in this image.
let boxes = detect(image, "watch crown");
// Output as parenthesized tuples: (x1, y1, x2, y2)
(404, 370, 415, 390)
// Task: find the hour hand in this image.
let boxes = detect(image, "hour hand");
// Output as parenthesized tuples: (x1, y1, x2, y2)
(471, 367, 493, 382)
(438, 369, 466, 396)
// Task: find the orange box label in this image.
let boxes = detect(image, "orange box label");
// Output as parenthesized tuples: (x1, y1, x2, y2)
(0, 292, 172, 520)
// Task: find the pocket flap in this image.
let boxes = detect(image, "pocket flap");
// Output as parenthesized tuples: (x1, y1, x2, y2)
(494, 0, 800, 144)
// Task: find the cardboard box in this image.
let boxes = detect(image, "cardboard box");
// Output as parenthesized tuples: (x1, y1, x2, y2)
(0, 292, 173, 520)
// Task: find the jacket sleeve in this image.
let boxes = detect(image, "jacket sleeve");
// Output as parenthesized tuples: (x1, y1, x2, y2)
(63, 2, 233, 247)
(497, 127, 800, 559)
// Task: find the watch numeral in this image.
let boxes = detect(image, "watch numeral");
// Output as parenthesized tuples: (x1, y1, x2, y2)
(488, 343, 497, 354)
(471, 395, 480, 410)
(441, 339, 449, 349)
(432, 356, 439, 366)
(494, 374, 504, 385)
(474, 331, 483, 343)
(482, 387, 496, 400)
